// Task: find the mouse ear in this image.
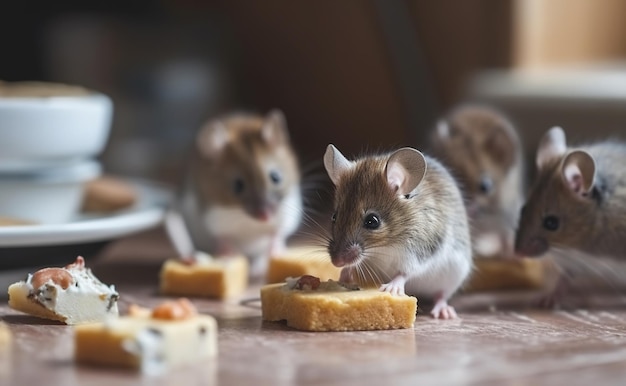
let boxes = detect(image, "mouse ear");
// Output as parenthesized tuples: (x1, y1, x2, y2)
(561, 150, 596, 196)
(261, 109, 289, 147)
(324, 144, 354, 186)
(485, 127, 516, 169)
(385, 148, 427, 196)
(196, 119, 229, 158)
(537, 126, 567, 170)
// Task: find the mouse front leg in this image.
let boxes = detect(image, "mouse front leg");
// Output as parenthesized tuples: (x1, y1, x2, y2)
(379, 274, 408, 296)
(214, 238, 237, 257)
(268, 232, 288, 256)
(249, 255, 269, 278)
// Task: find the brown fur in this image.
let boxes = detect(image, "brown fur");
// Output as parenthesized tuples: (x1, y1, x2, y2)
(179, 110, 303, 266)
(516, 141, 626, 258)
(328, 153, 470, 265)
(190, 113, 299, 212)
(431, 105, 524, 256)
(431, 105, 523, 217)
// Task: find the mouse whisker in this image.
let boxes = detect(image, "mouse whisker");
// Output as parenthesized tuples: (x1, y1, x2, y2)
(297, 214, 331, 242)
(296, 223, 330, 243)
(552, 248, 626, 303)
(357, 250, 386, 285)
(354, 261, 371, 285)
(299, 210, 327, 231)
(356, 260, 381, 287)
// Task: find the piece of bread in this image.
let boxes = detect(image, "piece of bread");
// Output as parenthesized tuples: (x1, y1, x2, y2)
(81, 176, 137, 213)
(464, 258, 548, 292)
(75, 298, 217, 374)
(160, 253, 249, 299)
(266, 246, 341, 283)
(8, 256, 119, 324)
(261, 276, 417, 332)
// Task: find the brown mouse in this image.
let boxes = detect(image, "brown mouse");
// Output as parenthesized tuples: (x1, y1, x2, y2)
(516, 126, 626, 259)
(179, 110, 302, 276)
(430, 104, 525, 258)
(323, 144, 472, 319)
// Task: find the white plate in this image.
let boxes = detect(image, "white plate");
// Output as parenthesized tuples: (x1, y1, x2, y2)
(0, 179, 172, 247)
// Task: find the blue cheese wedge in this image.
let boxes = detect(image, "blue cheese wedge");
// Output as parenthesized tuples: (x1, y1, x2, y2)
(74, 299, 217, 375)
(7, 256, 119, 324)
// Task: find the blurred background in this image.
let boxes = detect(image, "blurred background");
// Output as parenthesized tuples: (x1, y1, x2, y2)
(3, 0, 626, 185)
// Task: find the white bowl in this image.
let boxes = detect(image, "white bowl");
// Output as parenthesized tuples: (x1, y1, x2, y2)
(0, 81, 113, 172)
(0, 161, 101, 224)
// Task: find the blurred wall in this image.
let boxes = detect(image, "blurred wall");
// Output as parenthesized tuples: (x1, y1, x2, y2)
(218, 0, 408, 164)
(513, 0, 626, 69)
(218, 0, 514, 163)
(467, 0, 626, 180)
(1, 0, 514, 184)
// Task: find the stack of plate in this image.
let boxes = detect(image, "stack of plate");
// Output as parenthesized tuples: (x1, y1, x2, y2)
(0, 81, 113, 225)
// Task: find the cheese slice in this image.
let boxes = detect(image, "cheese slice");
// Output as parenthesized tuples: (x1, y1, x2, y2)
(74, 300, 217, 375)
(8, 256, 119, 324)
(261, 276, 417, 332)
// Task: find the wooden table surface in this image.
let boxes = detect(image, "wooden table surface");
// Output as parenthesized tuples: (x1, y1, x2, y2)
(2, 227, 626, 386)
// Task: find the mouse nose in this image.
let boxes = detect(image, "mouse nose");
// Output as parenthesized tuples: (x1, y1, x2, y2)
(247, 201, 277, 222)
(466, 201, 479, 218)
(329, 244, 361, 267)
(515, 236, 548, 257)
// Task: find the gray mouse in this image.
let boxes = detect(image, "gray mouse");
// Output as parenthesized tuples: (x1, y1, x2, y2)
(179, 110, 303, 276)
(431, 104, 525, 258)
(323, 144, 472, 319)
(515, 126, 626, 259)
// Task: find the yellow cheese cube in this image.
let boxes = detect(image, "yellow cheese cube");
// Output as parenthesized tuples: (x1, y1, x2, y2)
(160, 255, 249, 299)
(464, 258, 548, 292)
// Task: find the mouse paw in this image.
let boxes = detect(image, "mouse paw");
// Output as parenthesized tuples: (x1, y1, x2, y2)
(249, 256, 269, 279)
(268, 235, 287, 256)
(535, 275, 569, 309)
(214, 240, 236, 257)
(431, 299, 457, 319)
(534, 291, 564, 309)
(379, 275, 407, 296)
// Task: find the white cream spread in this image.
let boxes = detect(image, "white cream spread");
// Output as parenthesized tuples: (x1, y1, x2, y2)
(9, 256, 119, 324)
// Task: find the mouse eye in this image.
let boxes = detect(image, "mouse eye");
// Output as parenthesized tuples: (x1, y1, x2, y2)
(269, 169, 282, 185)
(331, 212, 337, 223)
(542, 215, 560, 231)
(363, 213, 380, 230)
(478, 176, 493, 194)
(233, 178, 245, 195)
